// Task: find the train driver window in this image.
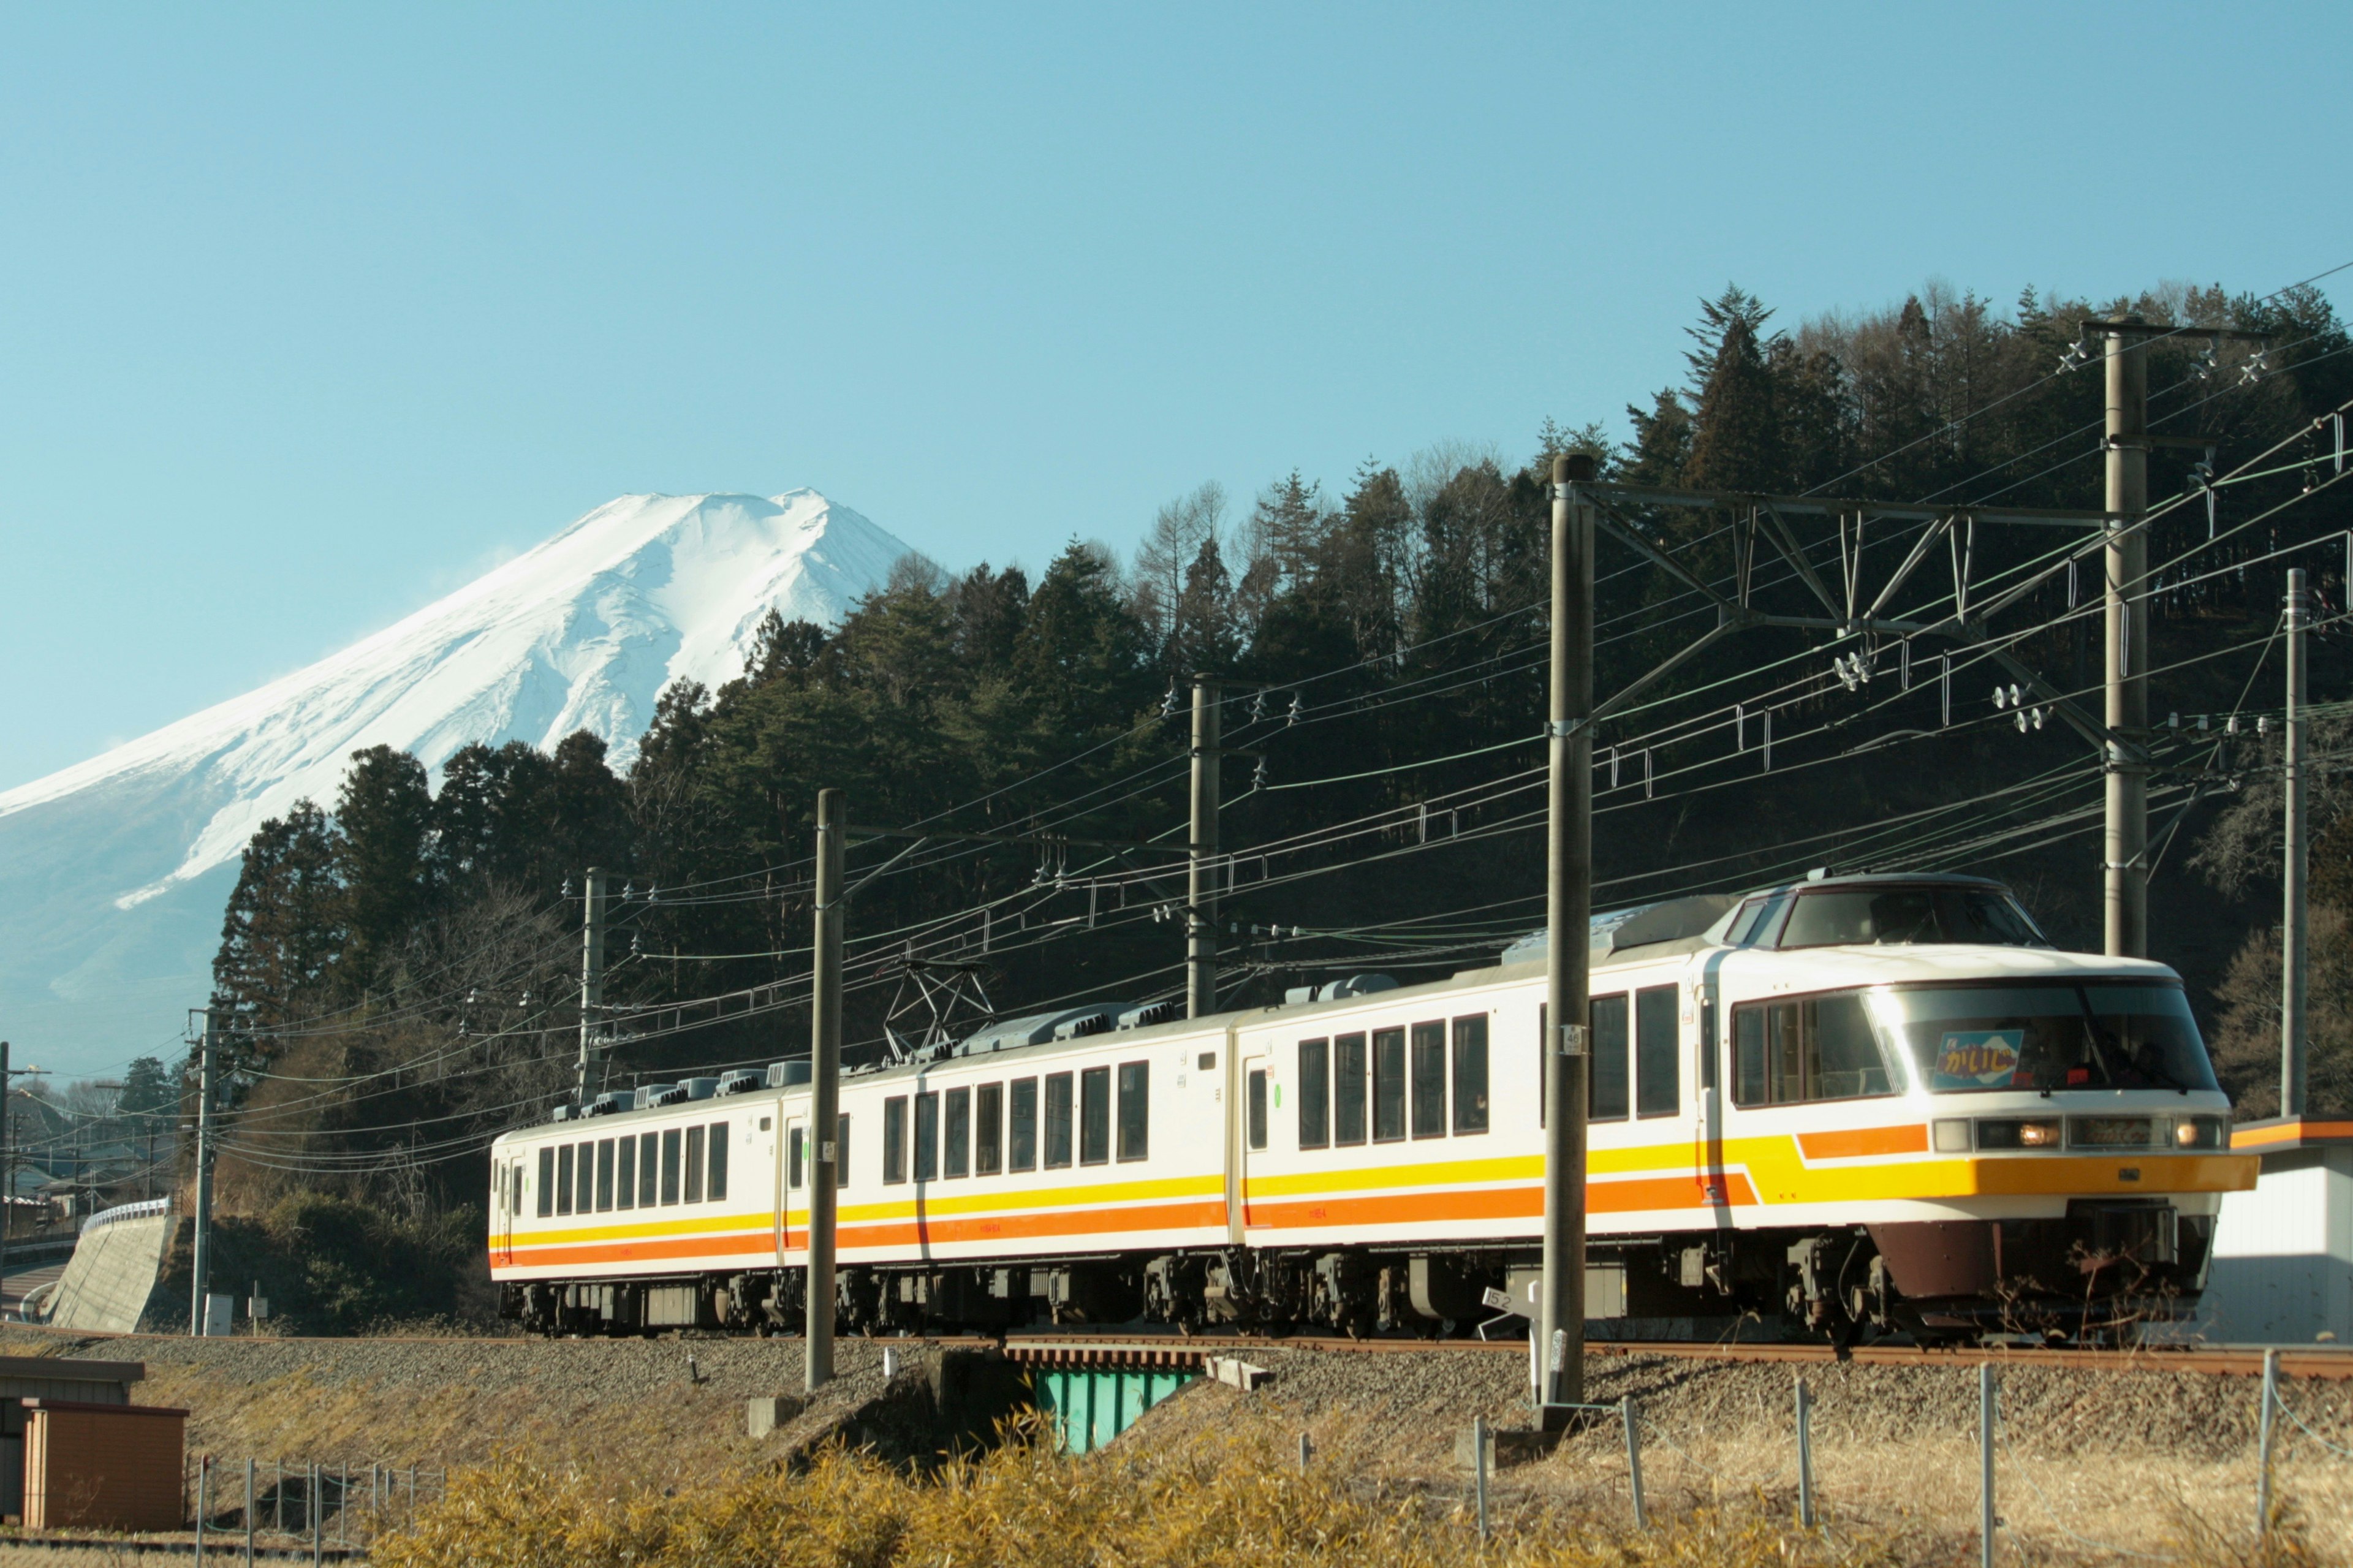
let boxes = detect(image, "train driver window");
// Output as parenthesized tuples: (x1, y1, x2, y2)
(616, 1135, 637, 1210)
(1080, 1066, 1112, 1165)
(1009, 1077, 1039, 1171)
(1248, 1067, 1268, 1150)
(1590, 994, 1630, 1120)
(708, 1122, 729, 1200)
(1410, 1022, 1446, 1138)
(1116, 1062, 1148, 1161)
(1451, 1015, 1489, 1134)
(1732, 991, 1896, 1106)
(1297, 1039, 1329, 1148)
(1044, 1072, 1074, 1168)
(1635, 985, 1680, 1116)
(537, 1147, 554, 1218)
(883, 1096, 907, 1183)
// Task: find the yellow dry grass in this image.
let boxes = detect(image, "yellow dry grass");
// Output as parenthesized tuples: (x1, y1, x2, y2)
(369, 1414, 2331, 1568)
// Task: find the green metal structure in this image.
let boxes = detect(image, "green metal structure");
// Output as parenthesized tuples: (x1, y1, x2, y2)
(1030, 1366, 1197, 1453)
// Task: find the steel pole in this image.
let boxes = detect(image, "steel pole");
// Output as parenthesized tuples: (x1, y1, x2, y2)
(1188, 675, 1221, 1019)
(805, 790, 844, 1392)
(1539, 453, 1593, 1423)
(2104, 318, 2150, 957)
(574, 867, 607, 1108)
(2284, 569, 2309, 1117)
(191, 1011, 217, 1336)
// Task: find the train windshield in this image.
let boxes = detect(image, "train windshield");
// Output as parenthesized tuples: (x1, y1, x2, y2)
(1871, 982, 2218, 1094)
(1778, 886, 2047, 949)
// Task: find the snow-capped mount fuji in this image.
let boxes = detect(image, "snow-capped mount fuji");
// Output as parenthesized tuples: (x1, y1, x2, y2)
(0, 490, 911, 1072)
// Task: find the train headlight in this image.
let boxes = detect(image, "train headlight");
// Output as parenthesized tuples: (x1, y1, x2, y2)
(2172, 1115, 2228, 1150)
(1932, 1119, 1972, 1153)
(1977, 1117, 2063, 1149)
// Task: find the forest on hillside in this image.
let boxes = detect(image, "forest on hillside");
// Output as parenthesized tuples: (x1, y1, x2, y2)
(187, 278, 2353, 1321)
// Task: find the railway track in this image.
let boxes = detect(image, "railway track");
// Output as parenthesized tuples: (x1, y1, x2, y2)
(995, 1331, 2353, 1380)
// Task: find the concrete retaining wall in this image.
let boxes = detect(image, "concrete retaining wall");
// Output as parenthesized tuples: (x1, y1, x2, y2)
(44, 1215, 175, 1333)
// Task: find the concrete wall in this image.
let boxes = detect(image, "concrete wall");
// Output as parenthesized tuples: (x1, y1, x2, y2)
(2199, 1148, 2353, 1344)
(43, 1216, 175, 1335)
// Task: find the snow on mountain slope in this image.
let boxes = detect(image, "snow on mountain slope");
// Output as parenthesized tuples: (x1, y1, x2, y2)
(0, 490, 908, 1072)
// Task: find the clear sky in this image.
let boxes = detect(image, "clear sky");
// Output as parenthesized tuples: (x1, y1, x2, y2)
(2, 2, 2346, 790)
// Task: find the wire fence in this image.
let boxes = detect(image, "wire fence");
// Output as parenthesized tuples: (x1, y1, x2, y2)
(188, 1455, 448, 1560)
(1455, 1350, 2349, 1560)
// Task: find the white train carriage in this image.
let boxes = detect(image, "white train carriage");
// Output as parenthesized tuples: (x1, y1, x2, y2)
(489, 873, 2257, 1341)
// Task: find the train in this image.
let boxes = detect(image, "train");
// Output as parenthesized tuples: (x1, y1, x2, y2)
(487, 871, 2257, 1344)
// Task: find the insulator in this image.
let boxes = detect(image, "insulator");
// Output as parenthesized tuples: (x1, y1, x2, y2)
(2227, 714, 2241, 735)
(1252, 758, 1268, 789)
(518, 990, 532, 1007)
(2032, 708, 2045, 731)
(1161, 684, 1180, 718)
(1993, 686, 2007, 710)
(1287, 693, 1303, 727)
(2258, 716, 2271, 735)
(2167, 713, 2180, 730)
(647, 883, 659, 903)
(621, 882, 636, 901)
(2015, 710, 2029, 733)
(2009, 683, 2023, 708)
(1250, 687, 1268, 722)
(562, 875, 574, 898)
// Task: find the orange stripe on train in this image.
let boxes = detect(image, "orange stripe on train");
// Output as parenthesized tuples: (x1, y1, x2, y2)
(1796, 1124, 1928, 1161)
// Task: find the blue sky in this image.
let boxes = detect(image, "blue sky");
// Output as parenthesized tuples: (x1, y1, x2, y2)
(2, 2, 2346, 790)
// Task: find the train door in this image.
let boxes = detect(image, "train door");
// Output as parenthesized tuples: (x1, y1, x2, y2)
(1236, 1050, 1271, 1238)
(782, 1115, 807, 1256)
(1693, 958, 1732, 1221)
(495, 1157, 515, 1265)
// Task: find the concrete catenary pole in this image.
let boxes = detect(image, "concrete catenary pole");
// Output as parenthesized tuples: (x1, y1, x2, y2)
(1188, 674, 1221, 1019)
(2283, 568, 2310, 1116)
(805, 789, 845, 1392)
(2103, 317, 2151, 958)
(190, 1010, 218, 1336)
(0, 1040, 11, 1290)
(1539, 453, 1594, 1421)
(573, 866, 608, 1108)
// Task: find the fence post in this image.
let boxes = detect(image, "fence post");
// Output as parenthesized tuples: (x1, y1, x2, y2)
(1979, 1364, 1997, 1568)
(1622, 1394, 1647, 1530)
(245, 1458, 256, 1566)
(1472, 1415, 1488, 1541)
(1795, 1376, 1816, 1529)
(275, 1460, 284, 1536)
(2257, 1347, 2279, 1540)
(311, 1461, 322, 1568)
(196, 1455, 210, 1562)
(338, 1462, 347, 1547)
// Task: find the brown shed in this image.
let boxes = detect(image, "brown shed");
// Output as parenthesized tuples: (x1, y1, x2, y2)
(21, 1398, 187, 1531)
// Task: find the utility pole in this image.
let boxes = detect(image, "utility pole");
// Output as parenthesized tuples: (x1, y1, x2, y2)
(190, 1010, 218, 1337)
(0, 1041, 11, 1293)
(2283, 567, 2309, 1118)
(1539, 453, 1594, 1423)
(1188, 673, 1221, 1018)
(574, 867, 607, 1108)
(2102, 316, 2151, 958)
(805, 789, 844, 1392)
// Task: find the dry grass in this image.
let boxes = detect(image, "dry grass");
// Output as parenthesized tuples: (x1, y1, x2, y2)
(368, 1414, 2335, 1568)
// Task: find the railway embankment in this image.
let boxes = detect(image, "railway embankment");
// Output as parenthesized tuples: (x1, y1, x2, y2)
(0, 1328, 2343, 1559)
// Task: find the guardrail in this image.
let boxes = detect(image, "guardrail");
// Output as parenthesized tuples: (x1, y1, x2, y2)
(80, 1196, 169, 1234)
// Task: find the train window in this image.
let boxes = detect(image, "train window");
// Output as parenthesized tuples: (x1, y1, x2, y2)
(789, 1126, 804, 1189)
(1590, 994, 1630, 1121)
(661, 1129, 683, 1204)
(616, 1135, 636, 1210)
(1452, 1015, 1489, 1134)
(1334, 1032, 1368, 1145)
(537, 1147, 554, 1218)
(1044, 1073, 1074, 1168)
(511, 1163, 525, 1216)
(595, 1138, 616, 1213)
(1411, 1022, 1446, 1138)
(708, 1122, 729, 1201)
(1009, 1078, 1039, 1170)
(1297, 1039, 1330, 1148)
(884, 1096, 907, 1183)
(1373, 1028, 1407, 1142)
(1199, 1051, 1216, 1071)
(945, 1087, 971, 1178)
(976, 1083, 1003, 1175)
(1724, 898, 1767, 944)
(1636, 985, 1680, 1116)
(914, 1091, 940, 1182)
(1779, 887, 2044, 950)
(575, 1142, 595, 1215)
(834, 1114, 849, 1189)
(684, 1126, 707, 1202)
(1117, 1061, 1148, 1161)
(1732, 992, 1896, 1105)
(556, 1145, 575, 1216)
(638, 1132, 659, 1206)
(1080, 1066, 1112, 1164)
(1248, 1068, 1268, 1149)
